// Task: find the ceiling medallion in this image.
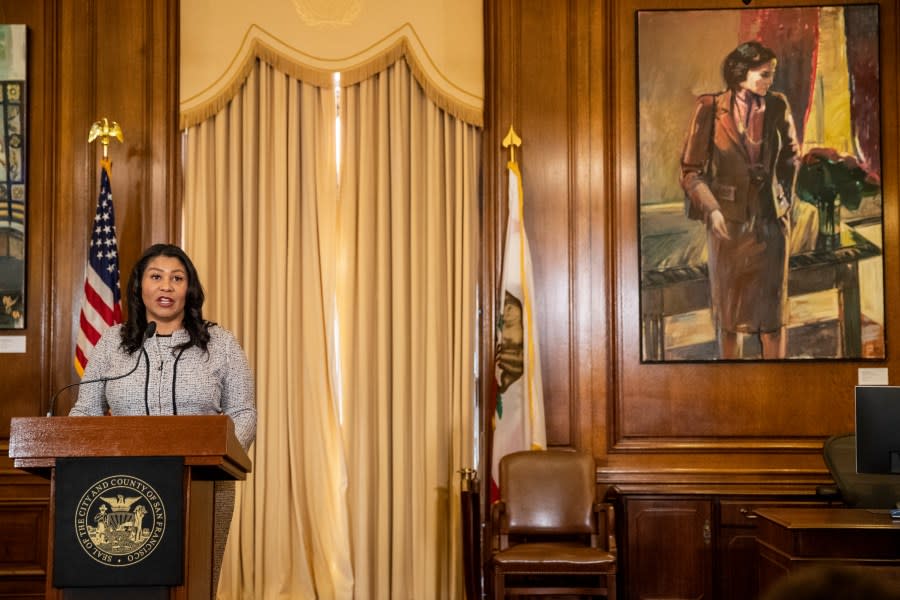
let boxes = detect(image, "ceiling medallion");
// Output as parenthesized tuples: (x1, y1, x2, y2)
(292, 0, 361, 26)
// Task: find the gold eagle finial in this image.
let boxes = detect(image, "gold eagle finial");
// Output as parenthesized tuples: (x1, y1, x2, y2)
(88, 118, 124, 158)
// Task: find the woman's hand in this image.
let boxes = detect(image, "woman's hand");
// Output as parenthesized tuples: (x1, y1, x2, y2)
(708, 210, 731, 240)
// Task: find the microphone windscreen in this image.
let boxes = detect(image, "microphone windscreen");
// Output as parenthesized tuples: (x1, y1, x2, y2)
(145, 321, 157, 339)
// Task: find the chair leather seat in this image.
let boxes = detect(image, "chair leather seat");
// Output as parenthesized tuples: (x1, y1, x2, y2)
(493, 542, 616, 569)
(491, 451, 618, 598)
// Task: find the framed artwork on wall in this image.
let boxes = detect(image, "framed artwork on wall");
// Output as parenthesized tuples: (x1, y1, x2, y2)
(636, 5, 884, 362)
(0, 24, 26, 329)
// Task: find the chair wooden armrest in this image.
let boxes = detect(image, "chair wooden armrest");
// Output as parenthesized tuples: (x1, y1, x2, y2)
(594, 502, 617, 554)
(491, 500, 508, 551)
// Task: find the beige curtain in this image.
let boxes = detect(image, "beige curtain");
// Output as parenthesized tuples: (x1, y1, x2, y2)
(182, 60, 354, 599)
(337, 57, 480, 599)
(182, 54, 480, 600)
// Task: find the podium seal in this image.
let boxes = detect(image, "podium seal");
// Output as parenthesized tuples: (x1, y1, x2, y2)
(74, 474, 168, 566)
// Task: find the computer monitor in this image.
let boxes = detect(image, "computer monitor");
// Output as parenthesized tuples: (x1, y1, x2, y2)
(855, 386, 900, 474)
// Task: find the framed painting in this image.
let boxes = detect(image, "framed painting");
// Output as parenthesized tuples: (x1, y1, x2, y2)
(0, 24, 26, 329)
(637, 5, 884, 362)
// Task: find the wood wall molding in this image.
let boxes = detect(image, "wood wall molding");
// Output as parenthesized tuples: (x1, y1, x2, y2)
(46, 0, 180, 417)
(0, 0, 179, 595)
(484, 0, 607, 459)
(0, 0, 55, 441)
(485, 0, 900, 490)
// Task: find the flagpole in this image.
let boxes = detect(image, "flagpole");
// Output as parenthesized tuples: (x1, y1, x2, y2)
(494, 125, 523, 498)
(491, 122, 547, 501)
(496, 121, 521, 473)
(75, 118, 125, 377)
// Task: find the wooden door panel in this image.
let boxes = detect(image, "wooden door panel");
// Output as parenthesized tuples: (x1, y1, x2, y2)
(625, 497, 713, 600)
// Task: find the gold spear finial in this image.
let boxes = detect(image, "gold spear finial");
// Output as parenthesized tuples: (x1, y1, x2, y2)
(501, 125, 522, 163)
(88, 118, 124, 159)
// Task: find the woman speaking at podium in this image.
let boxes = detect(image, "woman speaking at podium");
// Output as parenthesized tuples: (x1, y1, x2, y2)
(70, 242, 257, 597)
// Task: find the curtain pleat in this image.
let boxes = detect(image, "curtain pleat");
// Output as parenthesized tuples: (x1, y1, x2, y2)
(338, 57, 480, 599)
(183, 60, 353, 599)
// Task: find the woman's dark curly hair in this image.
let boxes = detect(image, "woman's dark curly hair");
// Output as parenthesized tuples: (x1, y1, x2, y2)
(120, 243, 212, 353)
(722, 41, 777, 90)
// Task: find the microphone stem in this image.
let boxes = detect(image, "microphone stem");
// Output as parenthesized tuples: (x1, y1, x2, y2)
(46, 323, 157, 417)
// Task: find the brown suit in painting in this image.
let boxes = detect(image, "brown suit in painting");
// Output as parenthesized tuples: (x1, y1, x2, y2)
(680, 89, 801, 335)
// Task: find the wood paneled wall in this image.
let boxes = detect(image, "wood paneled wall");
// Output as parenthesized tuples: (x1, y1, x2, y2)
(0, 1, 179, 596)
(2, 0, 899, 595)
(484, 0, 900, 492)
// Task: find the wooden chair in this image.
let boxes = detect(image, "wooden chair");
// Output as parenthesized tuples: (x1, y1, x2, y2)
(490, 450, 617, 599)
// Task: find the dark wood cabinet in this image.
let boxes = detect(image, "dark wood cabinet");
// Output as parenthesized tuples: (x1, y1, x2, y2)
(618, 493, 831, 600)
(718, 499, 837, 600)
(0, 461, 48, 599)
(718, 500, 763, 600)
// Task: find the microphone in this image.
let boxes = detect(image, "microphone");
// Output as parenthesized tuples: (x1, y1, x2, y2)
(46, 321, 158, 416)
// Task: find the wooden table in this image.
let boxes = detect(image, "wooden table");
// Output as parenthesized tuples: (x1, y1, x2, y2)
(754, 507, 900, 593)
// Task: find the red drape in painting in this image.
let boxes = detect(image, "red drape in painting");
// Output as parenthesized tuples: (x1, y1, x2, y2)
(739, 8, 819, 145)
(844, 6, 881, 177)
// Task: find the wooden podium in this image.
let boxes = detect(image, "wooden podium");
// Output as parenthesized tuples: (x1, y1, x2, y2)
(9, 415, 252, 600)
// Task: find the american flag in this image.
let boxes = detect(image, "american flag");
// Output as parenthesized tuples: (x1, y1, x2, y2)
(74, 159, 123, 376)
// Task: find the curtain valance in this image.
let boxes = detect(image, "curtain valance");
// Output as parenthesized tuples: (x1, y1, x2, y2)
(180, 3, 483, 128)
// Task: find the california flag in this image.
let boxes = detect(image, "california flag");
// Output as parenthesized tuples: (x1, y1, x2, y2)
(491, 159, 547, 500)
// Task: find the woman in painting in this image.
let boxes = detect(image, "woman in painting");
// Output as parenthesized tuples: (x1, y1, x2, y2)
(680, 41, 801, 359)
